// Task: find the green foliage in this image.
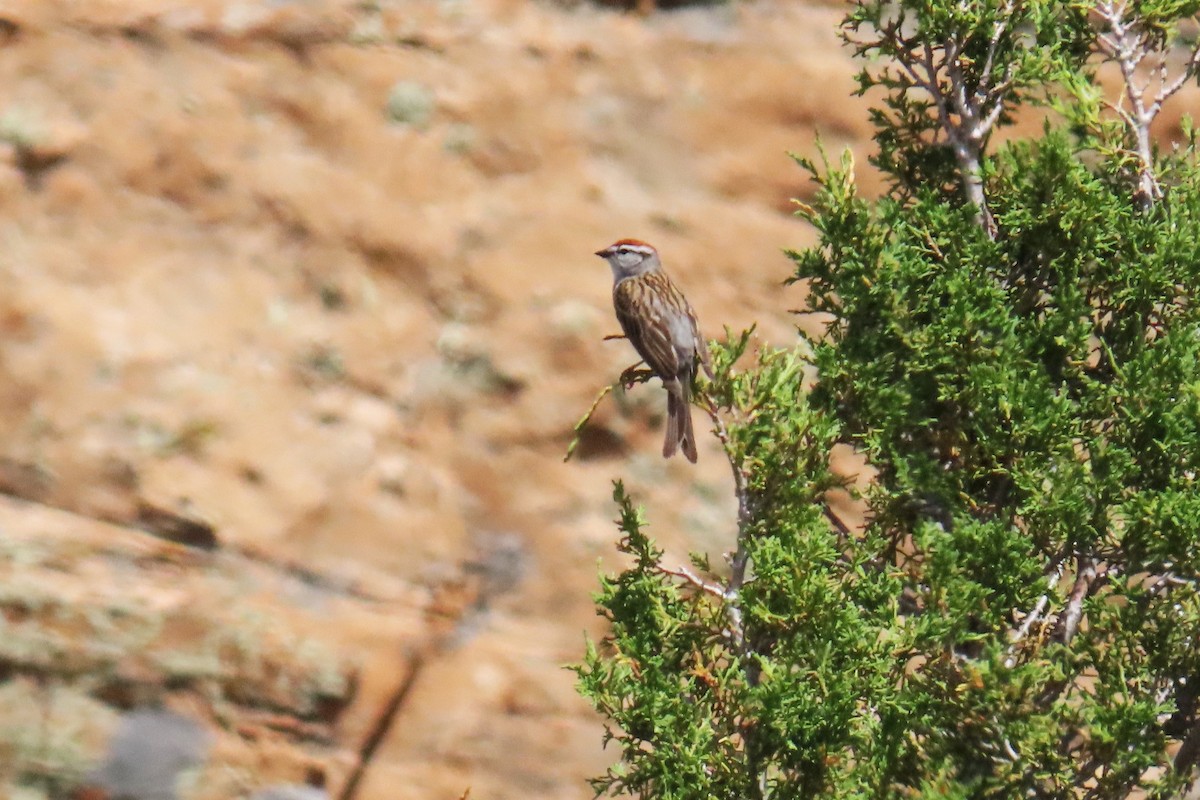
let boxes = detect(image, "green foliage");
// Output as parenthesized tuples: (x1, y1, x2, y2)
(577, 342, 869, 799)
(578, 1, 1200, 798)
(845, 0, 1090, 202)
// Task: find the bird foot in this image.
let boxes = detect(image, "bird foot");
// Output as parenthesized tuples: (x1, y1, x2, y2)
(618, 365, 654, 389)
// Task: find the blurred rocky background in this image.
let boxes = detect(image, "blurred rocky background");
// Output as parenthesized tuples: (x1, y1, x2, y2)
(0, 0, 877, 798)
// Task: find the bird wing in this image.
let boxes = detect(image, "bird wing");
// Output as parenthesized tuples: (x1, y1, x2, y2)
(613, 273, 684, 380)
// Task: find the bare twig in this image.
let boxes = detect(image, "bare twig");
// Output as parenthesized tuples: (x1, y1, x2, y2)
(823, 505, 852, 540)
(1146, 570, 1190, 595)
(1097, 1, 1158, 205)
(1058, 555, 1098, 645)
(562, 384, 615, 463)
(872, 6, 1022, 236)
(1159, 42, 1200, 101)
(1010, 593, 1051, 647)
(1005, 559, 1065, 668)
(1174, 719, 1200, 782)
(1094, 1, 1200, 208)
(980, 2, 1009, 93)
(563, 361, 655, 462)
(660, 564, 728, 601)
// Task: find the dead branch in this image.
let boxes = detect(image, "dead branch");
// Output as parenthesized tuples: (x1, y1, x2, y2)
(1057, 555, 1098, 645)
(1094, 1, 1200, 208)
(660, 564, 728, 601)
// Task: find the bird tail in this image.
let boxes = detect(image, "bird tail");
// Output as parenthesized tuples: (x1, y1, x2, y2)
(664, 380, 698, 463)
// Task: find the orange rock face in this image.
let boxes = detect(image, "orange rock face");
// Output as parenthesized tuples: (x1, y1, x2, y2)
(0, 1, 876, 797)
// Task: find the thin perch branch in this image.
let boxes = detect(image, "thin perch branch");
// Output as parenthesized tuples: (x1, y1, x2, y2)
(562, 361, 651, 463)
(562, 384, 615, 463)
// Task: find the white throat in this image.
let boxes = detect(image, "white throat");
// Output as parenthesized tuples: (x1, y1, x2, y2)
(609, 258, 657, 284)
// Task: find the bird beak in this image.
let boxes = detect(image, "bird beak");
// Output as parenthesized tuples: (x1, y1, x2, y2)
(594, 248, 609, 258)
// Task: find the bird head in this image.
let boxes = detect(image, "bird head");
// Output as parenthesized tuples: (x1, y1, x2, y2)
(594, 239, 661, 281)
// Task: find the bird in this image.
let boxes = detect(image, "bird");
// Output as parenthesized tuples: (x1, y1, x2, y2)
(594, 239, 713, 463)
